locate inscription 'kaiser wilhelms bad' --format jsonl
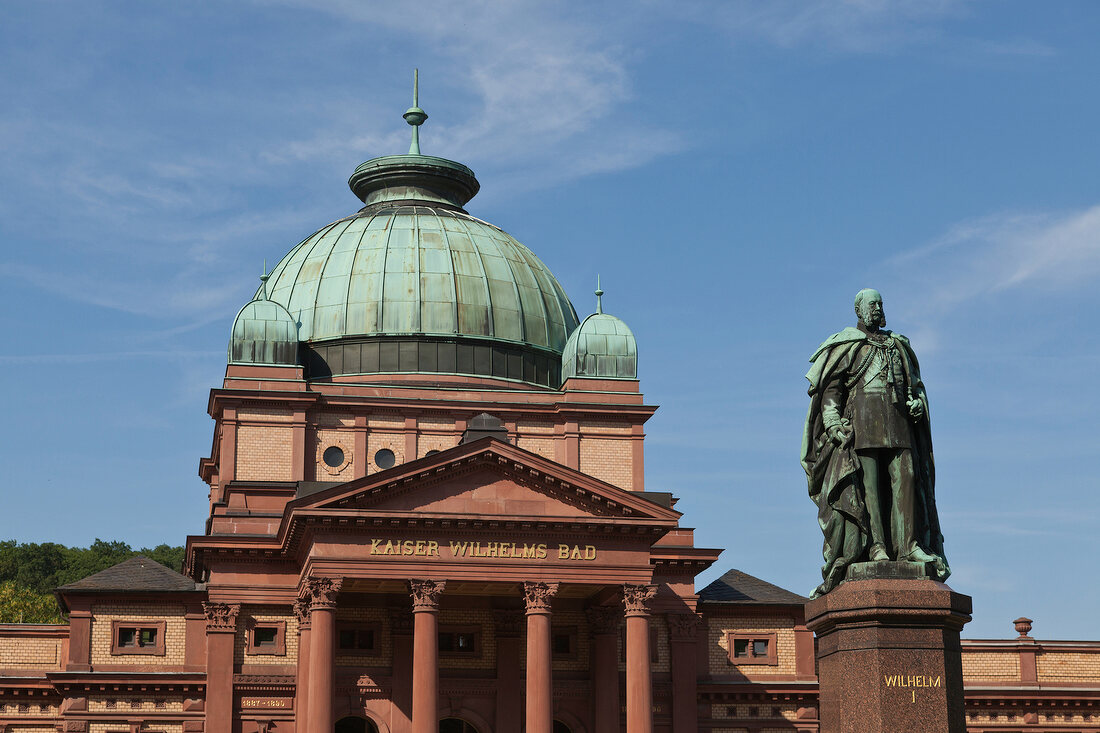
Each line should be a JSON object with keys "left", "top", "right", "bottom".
{"left": 883, "top": 674, "right": 942, "bottom": 688}
{"left": 367, "top": 538, "right": 598, "bottom": 561}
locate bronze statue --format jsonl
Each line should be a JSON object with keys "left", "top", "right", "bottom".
{"left": 802, "top": 289, "right": 949, "bottom": 597}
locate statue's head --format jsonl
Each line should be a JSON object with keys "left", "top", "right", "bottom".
{"left": 854, "top": 288, "right": 885, "bottom": 329}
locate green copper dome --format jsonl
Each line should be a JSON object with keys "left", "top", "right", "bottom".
{"left": 246, "top": 81, "right": 580, "bottom": 387}
{"left": 229, "top": 297, "right": 299, "bottom": 366}
{"left": 561, "top": 286, "right": 637, "bottom": 380}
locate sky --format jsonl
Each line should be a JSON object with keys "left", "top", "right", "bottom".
{"left": 1, "top": 0, "right": 1098, "bottom": 640}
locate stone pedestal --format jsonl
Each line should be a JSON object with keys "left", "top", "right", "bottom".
{"left": 805, "top": 572, "right": 972, "bottom": 733}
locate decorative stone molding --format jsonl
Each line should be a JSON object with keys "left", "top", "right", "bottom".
{"left": 622, "top": 584, "right": 657, "bottom": 617}
{"left": 523, "top": 581, "right": 560, "bottom": 614}
{"left": 668, "top": 612, "right": 703, "bottom": 641}
{"left": 493, "top": 608, "right": 526, "bottom": 636}
{"left": 203, "top": 602, "right": 241, "bottom": 631}
{"left": 389, "top": 607, "right": 414, "bottom": 633}
{"left": 585, "top": 605, "right": 621, "bottom": 635}
{"left": 408, "top": 579, "right": 447, "bottom": 612}
{"left": 292, "top": 597, "right": 312, "bottom": 630}
{"left": 301, "top": 576, "right": 343, "bottom": 610}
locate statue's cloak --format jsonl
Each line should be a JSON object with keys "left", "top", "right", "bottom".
{"left": 801, "top": 327, "right": 948, "bottom": 597}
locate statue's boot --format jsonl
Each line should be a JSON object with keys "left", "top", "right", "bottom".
{"left": 868, "top": 543, "right": 890, "bottom": 562}
{"left": 900, "top": 543, "right": 938, "bottom": 564}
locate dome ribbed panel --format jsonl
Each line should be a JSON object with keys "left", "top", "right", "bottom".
{"left": 259, "top": 206, "right": 579, "bottom": 353}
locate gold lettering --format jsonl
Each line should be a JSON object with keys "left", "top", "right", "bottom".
{"left": 402, "top": 540, "right": 414, "bottom": 556}
{"left": 884, "top": 675, "right": 897, "bottom": 687}
{"left": 414, "top": 540, "right": 426, "bottom": 556}
{"left": 486, "top": 542, "right": 498, "bottom": 558}
{"left": 933, "top": 676, "right": 941, "bottom": 687}
{"left": 536, "top": 544, "right": 547, "bottom": 559}
{"left": 522, "top": 544, "right": 537, "bottom": 558}
{"left": 570, "top": 545, "right": 582, "bottom": 560}
{"left": 450, "top": 541, "right": 467, "bottom": 557}
{"left": 370, "top": 538, "right": 382, "bottom": 554}
{"left": 558, "top": 544, "right": 570, "bottom": 559}
{"left": 509, "top": 542, "right": 519, "bottom": 558}
{"left": 383, "top": 540, "right": 396, "bottom": 555}
{"left": 584, "top": 545, "right": 596, "bottom": 560}
{"left": 427, "top": 541, "right": 439, "bottom": 556}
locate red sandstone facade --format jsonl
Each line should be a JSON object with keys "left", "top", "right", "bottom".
{"left": 1, "top": 363, "right": 1098, "bottom": 732}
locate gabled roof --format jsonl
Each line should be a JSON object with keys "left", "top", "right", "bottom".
{"left": 57, "top": 556, "right": 197, "bottom": 593}
{"left": 698, "top": 568, "right": 807, "bottom": 605}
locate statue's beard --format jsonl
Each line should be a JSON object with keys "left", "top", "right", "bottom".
{"left": 860, "top": 307, "right": 886, "bottom": 329}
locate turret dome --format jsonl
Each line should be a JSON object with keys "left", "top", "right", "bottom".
{"left": 238, "top": 79, "right": 580, "bottom": 388}
{"left": 228, "top": 295, "right": 299, "bottom": 366}
{"left": 561, "top": 284, "right": 637, "bottom": 380}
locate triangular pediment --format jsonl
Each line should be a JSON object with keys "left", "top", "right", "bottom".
{"left": 289, "top": 438, "right": 680, "bottom": 523}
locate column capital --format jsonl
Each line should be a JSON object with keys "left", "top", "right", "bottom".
{"left": 585, "top": 605, "right": 621, "bottom": 635}
{"left": 293, "top": 597, "right": 312, "bottom": 630}
{"left": 524, "top": 581, "right": 560, "bottom": 614}
{"left": 409, "top": 579, "right": 447, "bottom": 612}
{"left": 622, "top": 584, "right": 657, "bottom": 617}
{"left": 202, "top": 602, "right": 240, "bottom": 632}
{"left": 667, "top": 612, "right": 703, "bottom": 641}
{"left": 301, "top": 576, "right": 343, "bottom": 610}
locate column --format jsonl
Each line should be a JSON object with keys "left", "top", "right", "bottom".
{"left": 409, "top": 579, "right": 447, "bottom": 733}
{"left": 524, "top": 581, "right": 559, "bottom": 733}
{"left": 586, "top": 605, "right": 621, "bottom": 733}
{"left": 668, "top": 613, "right": 702, "bottom": 733}
{"left": 203, "top": 602, "right": 240, "bottom": 733}
{"left": 494, "top": 610, "right": 525, "bottom": 733}
{"left": 623, "top": 584, "right": 657, "bottom": 733}
{"left": 390, "top": 609, "right": 415, "bottom": 733}
{"left": 293, "top": 598, "right": 312, "bottom": 728}
{"left": 304, "top": 577, "right": 342, "bottom": 733}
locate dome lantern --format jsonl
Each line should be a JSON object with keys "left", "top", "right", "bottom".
{"left": 561, "top": 279, "right": 638, "bottom": 381}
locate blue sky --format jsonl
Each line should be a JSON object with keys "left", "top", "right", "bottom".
{"left": 2, "top": 1, "right": 1098, "bottom": 639}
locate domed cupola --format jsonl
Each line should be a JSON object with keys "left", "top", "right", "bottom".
{"left": 561, "top": 279, "right": 638, "bottom": 380}
{"left": 228, "top": 273, "right": 299, "bottom": 365}
{"left": 246, "top": 72, "right": 580, "bottom": 387}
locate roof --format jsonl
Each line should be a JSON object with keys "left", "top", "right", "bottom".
{"left": 57, "top": 556, "right": 197, "bottom": 593}
{"left": 697, "top": 568, "right": 808, "bottom": 605}
{"left": 561, "top": 311, "right": 638, "bottom": 380}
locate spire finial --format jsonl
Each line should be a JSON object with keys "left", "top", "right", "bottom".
{"left": 595, "top": 274, "right": 604, "bottom": 314}
{"left": 259, "top": 259, "right": 269, "bottom": 300}
{"left": 403, "top": 68, "right": 428, "bottom": 155}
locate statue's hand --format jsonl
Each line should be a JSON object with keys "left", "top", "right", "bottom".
{"left": 828, "top": 424, "right": 853, "bottom": 448}
{"left": 907, "top": 397, "right": 925, "bottom": 421}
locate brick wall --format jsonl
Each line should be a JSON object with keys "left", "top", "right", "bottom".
{"left": 367, "top": 432, "right": 405, "bottom": 474}
{"left": 1037, "top": 651, "right": 1100, "bottom": 681}
{"left": 0, "top": 702, "right": 59, "bottom": 717}
{"left": 961, "top": 650, "right": 1019, "bottom": 680}
{"left": 551, "top": 609, "right": 589, "bottom": 672}
{"left": 90, "top": 603, "right": 186, "bottom": 666}
{"left": 516, "top": 436, "right": 555, "bottom": 461}
{"left": 315, "top": 428, "right": 354, "bottom": 480}
{"left": 0, "top": 635, "right": 61, "bottom": 670}
{"left": 706, "top": 613, "right": 798, "bottom": 677}
{"left": 89, "top": 724, "right": 183, "bottom": 733}
{"left": 88, "top": 695, "right": 185, "bottom": 712}
{"left": 418, "top": 433, "right": 460, "bottom": 458}
{"left": 579, "top": 438, "right": 633, "bottom": 489}
{"left": 236, "top": 424, "right": 293, "bottom": 481}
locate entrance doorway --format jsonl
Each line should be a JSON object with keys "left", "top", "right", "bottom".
{"left": 439, "top": 719, "right": 479, "bottom": 733}
{"left": 335, "top": 716, "right": 379, "bottom": 733}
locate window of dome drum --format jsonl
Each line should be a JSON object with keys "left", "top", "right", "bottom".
{"left": 374, "top": 448, "right": 396, "bottom": 469}
{"left": 323, "top": 446, "right": 344, "bottom": 468}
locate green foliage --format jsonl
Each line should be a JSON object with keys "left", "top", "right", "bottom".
{"left": 0, "top": 540, "right": 186, "bottom": 622}
{"left": 0, "top": 581, "right": 64, "bottom": 623}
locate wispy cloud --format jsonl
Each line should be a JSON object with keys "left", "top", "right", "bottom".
{"left": 883, "top": 204, "right": 1100, "bottom": 316}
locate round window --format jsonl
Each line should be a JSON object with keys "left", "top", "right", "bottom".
{"left": 374, "top": 448, "right": 396, "bottom": 469}
{"left": 323, "top": 446, "right": 345, "bottom": 468}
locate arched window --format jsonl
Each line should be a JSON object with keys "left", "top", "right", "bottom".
{"left": 553, "top": 721, "right": 572, "bottom": 733}
{"left": 439, "top": 718, "right": 479, "bottom": 733}
{"left": 335, "top": 716, "right": 379, "bottom": 733}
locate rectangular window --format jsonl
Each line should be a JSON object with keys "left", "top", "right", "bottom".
{"left": 110, "top": 620, "right": 166, "bottom": 656}
{"left": 337, "top": 624, "right": 379, "bottom": 653}
{"left": 726, "top": 632, "right": 778, "bottom": 666}
{"left": 438, "top": 627, "right": 479, "bottom": 656}
{"left": 246, "top": 621, "right": 286, "bottom": 656}
{"left": 552, "top": 626, "right": 578, "bottom": 660}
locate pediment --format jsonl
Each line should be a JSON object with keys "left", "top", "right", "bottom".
{"left": 291, "top": 438, "right": 679, "bottom": 523}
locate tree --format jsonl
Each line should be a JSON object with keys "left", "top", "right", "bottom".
{"left": 0, "top": 582, "right": 63, "bottom": 623}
